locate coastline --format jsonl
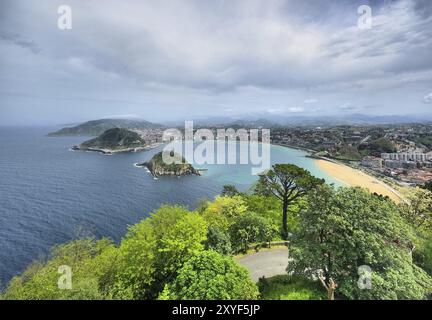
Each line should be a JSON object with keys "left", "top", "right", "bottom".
{"left": 315, "top": 158, "right": 404, "bottom": 203}
{"left": 272, "top": 142, "right": 404, "bottom": 203}
{"left": 71, "top": 142, "right": 164, "bottom": 155}
{"left": 73, "top": 138, "right": 405, "bottom": 202}
{"left": 271, "top": 142, "right": 316, "bottom": 154}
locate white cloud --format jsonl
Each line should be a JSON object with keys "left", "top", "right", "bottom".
{"left": 288, "top": 107, "right": 304, "bottom": 113}
{"left": 423, "top": 93, "right": 432, "bottom": 103}
{"left": 304, "top": 99, "right": 318, "bottom": 104}
{"left": 267, "top": 108, "right": 285, "bottom": 114}
{"left": 338, "top": 103, "right": 354, "bottom": 110}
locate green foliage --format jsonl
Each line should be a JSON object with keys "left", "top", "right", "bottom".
{"left": 2, "top": 205, "right": 208, "bottom": 300}
{"left": 335, "top": 144, "right": 362, "bottom": 160}
{"left": 229, "top": 212, "right": 277, "bottom": 253}
{"left": 221, "top": 185, "right": 241, "bottom": 197}
{"left": 145, "top": 151, "right": 197, "bottom": 175}
{"left": 399, "top": 188, "right": 432, "bottom": 231}
{"left": 5, "top": 182, "right": 432, "bottom": 301}
{"left": 205, "top": 227, "right": 232, "bottom": 255}
{"left": 201, "top": 196, "right": 248, "bottom": 231}
{"left": 244, "top": 195, "right": 281, "bottom": 227}
{"left": 414, "top": 235, "right": 432, "bottom": 275}
{"left": 2, "top": 238, "right": 116, "bottom": 300}
{"left": 288, "top": 185, "right": 432, "bottom": 300}
{"left": 255, "top": 164, "right": 324, "bottom": 239}
{"left": 411, "top": 135, "right": 432, "bottom": 149}
{"left": 153, "top": 209, "right": 207, "bottom": 281}
{"left": 81, "top": 128, "right": 146, "bottom": 149}
{"left": 159, "top": 250, "right": 259, "bottom": 300}
{"left": 422, "top": 180, "right": 432, "bottom": 192}
{"left": 258, "top": 275, "right": 324, "bottom": 300}
{"left": 115, "top": 205, "right": 208, "bottom": 298}
{"left": 399, "top": 188, "right": 432, "bottom": 277}
{"left": 112, "top": 217, "right": 156, "bottom": 299}
{"left": 360, "top": 137, "right": 396, "bottom": 156}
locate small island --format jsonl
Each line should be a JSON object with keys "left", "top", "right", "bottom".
{"left": 72, "top": 128, "right": 148, "bottom": 154}
{"left": 137, "top": 151, "right": 201, "bottom": 178}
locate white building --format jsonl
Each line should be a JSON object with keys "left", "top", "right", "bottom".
{"left": 381, "top": 152, "right": 428, "bottom": 162}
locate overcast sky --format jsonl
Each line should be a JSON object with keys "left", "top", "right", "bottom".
{"left": 1, "top": 0, "right": 432, "bottom": 125}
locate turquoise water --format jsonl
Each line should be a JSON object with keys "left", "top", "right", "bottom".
{"left": 185, "top": 141, "right": 340, "bottom": 189}
{"left": 0, "top": 128, "right": 338, "bottom": 286}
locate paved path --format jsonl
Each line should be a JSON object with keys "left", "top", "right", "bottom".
{"left": 236, "top": 247, "right": 289, "bottom": 282}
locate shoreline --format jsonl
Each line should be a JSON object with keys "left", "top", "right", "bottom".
{"left": 71, "top": 142, "right": 164, "bottom": 155}
{"left": 271, "top": 142, "right": 316, "bottom": 154}
{"left": 72, "top": 138, "right": 405, "bottom": 202}
{"left": 272, "top": 142, "right": 405, "bottom": 203}
{"left": 315, "top": 158, "right": 404, "bottom": 203}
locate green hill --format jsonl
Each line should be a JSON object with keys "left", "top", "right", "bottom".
{"left": 77, "top": 128, "right": 146, "bottom": 152}
{"left": 48, "top": 119, "right": 163, "bottom": 136}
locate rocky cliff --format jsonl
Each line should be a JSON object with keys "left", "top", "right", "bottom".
{"left": 138, "top": 151, "right": 200, "bottom": 178}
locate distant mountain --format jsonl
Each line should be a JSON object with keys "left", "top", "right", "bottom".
{"left": 272, "top": 114, "right": 432, "bottom": 126}
{"left": 73, "top": 128, "right": 147, "bottom": 153}
{"left": 335, "top": 113, "right": 432, "bottom": 125}
{"left": 48, "top": 119, "right": 164, "bottom": 136}
{"left": 191, "top": 113, "right": 432, "bottom": 128}
{"left": 192, "top": 117, "right": 278, "bottom": 128}
{"left": 226, "top": 118, "right": 278, "bottom": 128}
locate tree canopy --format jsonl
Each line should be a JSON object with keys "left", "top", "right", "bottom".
{"left": 159, "top": 250, "right": 259, "bottom": 300}
{"left": 230, "top": 212, "right": 277, "bottom": 253}
{"left": 3, "top": 166, "right": 432, "bottom": 301}
{"left": 399, "top": 187, "right": 432, "bottom": 231}
{"left": 255, "top": 164, "right": 324, "bottom": 239}
{"left": 288, "top": 185, "right": 432, "bottom": 300}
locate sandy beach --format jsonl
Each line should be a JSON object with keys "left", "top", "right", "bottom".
{"left": 316, "top": 159, "right": 403, "bottom": 203}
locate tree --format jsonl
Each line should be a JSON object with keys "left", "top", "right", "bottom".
{"left": 288, "top": 185, "right": 432, "bottom": 300}
{"left": 201, "top": 196, "right": 248, "bottom": 231}
{"left": 318, "top": 275, "right": 337, "bottom": 300}
{"left": 1, "top": 238, "right": 117, "bottom": 300}
{"left": 400, "top": 187, "right": 432, "bottom": 231}
{"left": 229, "top": 212, "right": 277, "bottom": 253}
{"left": 112, "top": 205, "right": 207, "bottom": 299}
{"left": 113, "top": 218, "right": 157, "bottom": 299}
{"left": 205, "top": 227, "right": 232, "bottom": 255}
{"left": 422, "top": 180, "right": 432, "bottom": 192}
{"left": 244, "top": 194, "right": 284, "bottom": 232}
{"left": 400, "top": 188, "right": 432, "bottom": 277}
{"left": 159, "top": 250, "right": 259, "bottom": 300}
{"left": 221, "top": 185, "right": 241, "bottom": 197}
{"left": 361, "top": 137, "right": 396, "bottom": 156}
{"left": 255, "top": 164, "right": 324, "bottom": 239}
{"left": 414, "top": 237, "right": 432, "bottom": 276}
{"left": 2, "top": 205, "right": 208, "bottom": 300}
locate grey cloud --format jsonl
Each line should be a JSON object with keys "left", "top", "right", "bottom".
{"left": 0, "top": 0, "right": 431, "bottom": 125}
{"left": 0, "top": 31, "right": 41, "bottom": 54}
{"left": 7, "top": 0, "right": 427, "bottom": 92}
{"left": 413, "top": 0, "right": 432, "bottom": 17}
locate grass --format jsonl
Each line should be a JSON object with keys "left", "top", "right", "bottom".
{"left": 258, "top": 275, "right": 326, "bottom": 300}
{"left": 233, "top": 244, "right": 287, "bottom": 258}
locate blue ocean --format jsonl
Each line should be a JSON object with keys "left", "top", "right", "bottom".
{"left": 0, "top": 127, "right": 339, "bottom": 286}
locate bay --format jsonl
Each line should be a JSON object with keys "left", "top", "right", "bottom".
{"left": 0, "top": 127, "right": 339, "bottom": 286}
